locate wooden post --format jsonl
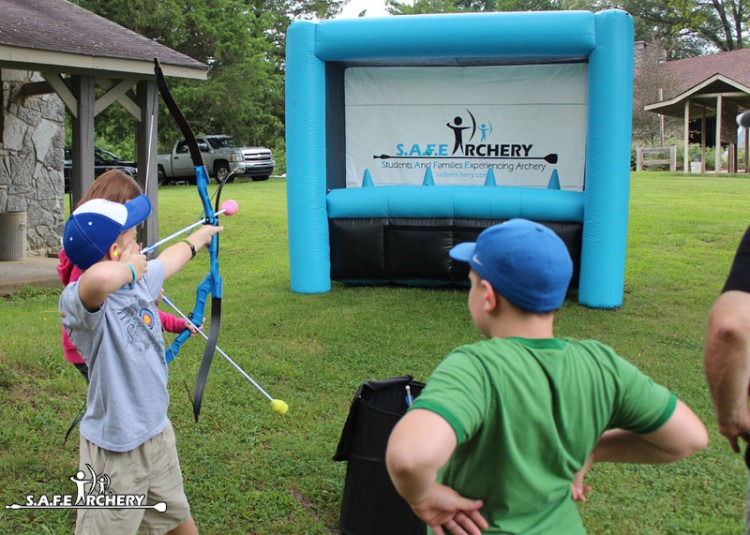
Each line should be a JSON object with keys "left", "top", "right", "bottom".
{"left": 71, "top": 75, "right": 95, "bottom": 208}
{"left": 716, "top": 94, "right": 723, "bottom": 173}
{"left": 684, "top": 101, "right": 690, "bottom": 173}
{"left": 701, "top": 109, "right": 706, "bottom": 173}
{"left": 136, "top": 80, "right": 159, "bottom": 248}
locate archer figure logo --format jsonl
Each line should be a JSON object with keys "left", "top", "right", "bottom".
{"left": 4, "top": 464, "right": 166, "bottom": 512}
{"left": 447, "top": 110, "right": 492, "bottom": 155}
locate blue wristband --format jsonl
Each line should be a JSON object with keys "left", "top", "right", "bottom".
{"left": 122, "top": 262, "right": 137, "bottom": 290}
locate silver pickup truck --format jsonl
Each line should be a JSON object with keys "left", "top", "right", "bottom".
{"left": 157, "top": 135, "right": 274, "bottom": 184}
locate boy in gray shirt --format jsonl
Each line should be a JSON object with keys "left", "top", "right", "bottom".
{"left": 59, "top": 195, "right": 222, "bottom": 534}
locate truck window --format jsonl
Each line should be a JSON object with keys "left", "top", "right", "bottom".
{"left": 209, "top": 137, "right": 234, "bottom": 150}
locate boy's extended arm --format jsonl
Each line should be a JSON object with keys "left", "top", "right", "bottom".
{"left": 593, "top": 400, "right": 708, "bottom": 464}
{"left": 77, "top": 225, "right": 222, "bottom": 311}
{"left": 386, "top": 409, "right": 487, "bottom": 535}
{"left": 704, "top": 290, "right": 750, "bottom": 452}
{"left": 158, "top": 224, "right": 223, "bottom": 280}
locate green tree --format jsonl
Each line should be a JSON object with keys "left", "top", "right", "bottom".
{"left": 388, "top": 0, "right": 558, "bottom": 13}
{"left": 72, "top": 0, "right": 344, "bottom": 166}
{"left": 388, "top": 0, "right": 458, "bottom": 14}
{"left": 607, "top": 0, "right": 748, "bottom": 55}
{"left": 390, "top": 0, "right": 748, "bottom": 58}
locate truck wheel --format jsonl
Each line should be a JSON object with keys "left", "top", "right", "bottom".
{"left": 157, "top": 166, "right": 168, "bottom": 185}
{"left": 251, "top": 175, "right": 270, "bottom": 182}
{"left": 215, "top": 163, "right": 233, "bottom": 184}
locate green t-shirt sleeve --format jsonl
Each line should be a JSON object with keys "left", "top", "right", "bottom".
{"left": 410, "top": 348, "right": 488, "bottom": 445}
{"left": 601, "top": 345, "right": 677, "bottom": 434}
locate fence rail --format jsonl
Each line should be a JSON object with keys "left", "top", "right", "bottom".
{"left": 636, "top": 146, "right": 677, "bottom": 172}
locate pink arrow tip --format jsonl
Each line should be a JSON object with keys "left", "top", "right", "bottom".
{"left": 221, "top": 199, "right": 239, "bottom": 215}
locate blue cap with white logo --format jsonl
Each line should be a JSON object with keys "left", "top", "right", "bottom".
{"left": 449, "top": 219, "right": 573, "bottom": 313}
{"left": 63, "top": 195, "right": 151, "bottom": 270}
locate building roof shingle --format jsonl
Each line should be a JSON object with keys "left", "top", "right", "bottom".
{"left": 0, "top": 0, "right": 207, "bottom": 78}
{"left": 643, "top": 46, "right": 750, "bottom": 118}
{"left": 659, "top": 46, "right": 750, "bottom": 98}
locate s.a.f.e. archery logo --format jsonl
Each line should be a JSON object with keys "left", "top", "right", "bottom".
{"left": 4, "top": 464, "right": 166, "bottom": 512}
{"left": 374, "top": 108, "right": 557, "bottom": 165}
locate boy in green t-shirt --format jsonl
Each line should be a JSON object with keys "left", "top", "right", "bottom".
{"left": 386, "top": 218, "right": 708, "bottom": 535}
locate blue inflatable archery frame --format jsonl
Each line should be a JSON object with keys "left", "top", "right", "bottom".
{"left": 285, "top": 10, "right": 634, "bottom": 309}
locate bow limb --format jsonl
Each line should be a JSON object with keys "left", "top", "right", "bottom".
{"left": 154, "top": 58, "right": 222, "bottom": 422}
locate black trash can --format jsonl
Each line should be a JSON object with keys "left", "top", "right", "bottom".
{"left": 334, "top": 375, "right": 426, "bottom": 535}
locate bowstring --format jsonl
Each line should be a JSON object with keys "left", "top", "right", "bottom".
{"left": 162, "top": 311, "right": 196, "bottom": 409}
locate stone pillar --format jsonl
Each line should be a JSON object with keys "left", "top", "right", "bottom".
{"left": 0, "top": 69, "right": 65, "bottom": 256}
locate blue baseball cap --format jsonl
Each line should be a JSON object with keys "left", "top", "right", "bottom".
{"left": 449, "top": 219, "right": 573, "bottom": 313}
{"left": 63, "top": 195, "right": 151, "bottom": 270}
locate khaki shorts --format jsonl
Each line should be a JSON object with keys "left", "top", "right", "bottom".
{"left": 76, "top": 420, "right": 191, "bottom": 535}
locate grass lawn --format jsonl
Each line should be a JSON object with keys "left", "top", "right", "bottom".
{"left": 1, "top": 171, "right": 749, "bottom": 533}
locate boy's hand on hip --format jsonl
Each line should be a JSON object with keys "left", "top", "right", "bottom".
{"left": 410, "top": 482, "right": 487, "bottom": 535}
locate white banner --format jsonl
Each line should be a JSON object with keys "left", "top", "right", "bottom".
{"left": 344, "top": 65, "right": 588, "bottom": 190}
